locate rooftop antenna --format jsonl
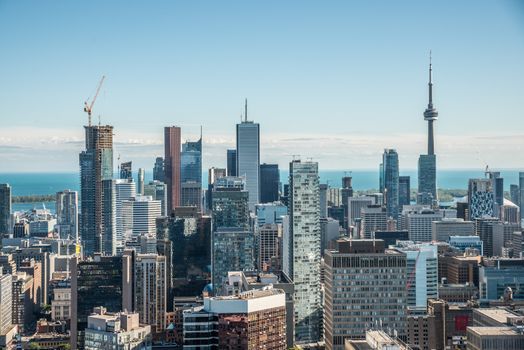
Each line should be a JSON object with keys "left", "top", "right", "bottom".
{"left": 244, "top": 98, "right": 248, "bottom": 122}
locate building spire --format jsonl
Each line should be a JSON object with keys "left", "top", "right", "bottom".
{"left": 244, "top": 98, "right": 248, "bottom": 122}
{"left": 428, "top": 50, "right": 433, "bottom": 108}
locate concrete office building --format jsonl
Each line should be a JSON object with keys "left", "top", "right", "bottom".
{"left": 475, "top": 217, "right": 501, "bottom": 257}
{"left": 79, "top": 125, "right": 113, "bottom": 257}
{"left": 324, "top": 239, "right": 407, "bottom": 349}
{"left": 224, "top": 271, "right": 295, "bottom": 348}
{"left": 164, "top": 126, "right": 181, "bottom": 213}
{"left": 285, "top": 159, "right": 322, "bottom": 343}
{"left": 258, "top": 223, "right": 281, "bottom": 272}
{"left": 491, "top": 221, "right": 521, "bottom": 257}
{"left": 348, "top": 196, "right": 374, "bottom": 229}
{"left": 12, "top": 272, "right": 34, "bottom": 333}
{"left": 0, "top": 273, "right": 12, "bottom": 336}
{"left": 360, "top": 205, "right": 387, "bottom": 239}
{"left": 432, "top": 218, "right": 474, "bottom": 242}
{"left": 406, "top": 207, "right": 443, "bottom": 242}
{"left": 56, "top": 190, "right": 78, "bottom": 240}
{"left": 137, "top": 168, "right": 145, "bottom": 195}
{"left": 236, "top": 102, "right": 260, "bottom": 211}
{"left": 320, "top": 217, "right": 340, "bottom": 255}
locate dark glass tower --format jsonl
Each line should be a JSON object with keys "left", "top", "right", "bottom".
{"left": 181, "top": 135, "right": 202, "bottom": 208}
{"left": 418, "top": 54, "right": 438, "bottom": 206}
{"left": 382, "top": 149, "right": 399, "bottom": 221}
{"left": 260, "top": 163, "right": 280, "bottom": 203}
{"left": 0, "top": 184, "right": 11, "bottom": 235}
{"left": 153, "top": 157, "right": 164, "bottom": 182}
{"left": 399, "top": 176, "right": 411, "bottom": 209}
{"left": 79, "top": 125, "right": 114, "bottom": 257}
{"left": 227, "top": 149, "right": 237, "bottom": 176}
{"left": 119, "top": 161, "right": 132, "bottom": 180}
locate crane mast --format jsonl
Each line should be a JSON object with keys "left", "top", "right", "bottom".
{"left": 83, "top": 75, "right": 105, "bottom": 126}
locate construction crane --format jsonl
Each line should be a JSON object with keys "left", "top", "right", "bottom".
{"left": 83, "top": 75, "right": 105, "bottom": 126}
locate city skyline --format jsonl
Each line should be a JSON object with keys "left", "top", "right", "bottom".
{"left": 1, "top": 1, "right": 523, "bottom": 171}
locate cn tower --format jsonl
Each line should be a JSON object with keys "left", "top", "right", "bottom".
{"left": 424, "top": 52, "right": 438, "bottom": 155}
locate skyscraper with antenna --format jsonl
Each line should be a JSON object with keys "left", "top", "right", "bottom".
{"left": 236, "top": 99, "right": 260, "bottom": 211}
{"left": 418, "top": 53, "right": 438, "bottom": 206}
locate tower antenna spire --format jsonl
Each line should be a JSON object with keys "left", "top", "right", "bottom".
{"left": 428, "top": 50, "right": 433, "bottom": 107}
{"left": 244, "top": 98, "right": 248, "bottom": 122}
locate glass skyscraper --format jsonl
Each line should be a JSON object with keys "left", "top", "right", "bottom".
{"left": 226, "top": 149, "right": 237, "bottom": 176}
{"left": 181, "top": 136, "right": 202, "bottom": 208}
{"left": 382, "top": 149, "right": 399, "bottom": 221}
{"left": 286, "top": 159, "right": 321, "bottom": 343}
{"left": 260, "top": 163, "right": 280, "bottom": 203}
{"left": 236, "top": 107, "right": 260, "bottom": 211}
{"left": 79, "top": 125, "right": 114, "bottom": 257}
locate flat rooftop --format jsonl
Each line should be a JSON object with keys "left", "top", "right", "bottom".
{"left": 468, "top": 326, "right": 523, "bottom": 336}
{"left": 475, "top": 308, "right": 517, "bottom": 324}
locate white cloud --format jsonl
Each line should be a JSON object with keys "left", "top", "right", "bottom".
{"left": 0, "top": 127, "right": 522, "bottom": 172}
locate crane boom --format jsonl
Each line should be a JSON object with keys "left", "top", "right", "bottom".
{"left": 83, "top": 75, "right": 106, "bottom": 126}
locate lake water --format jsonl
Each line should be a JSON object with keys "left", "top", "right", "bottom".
{"left": 1, "top": 169, "right": 521, "bottom": 212}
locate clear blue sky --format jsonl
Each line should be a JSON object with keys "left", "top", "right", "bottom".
{"left": 0, "top": 0, "right": 523, "bottom": 172}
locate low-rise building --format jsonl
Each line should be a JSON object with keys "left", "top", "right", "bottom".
{"left": 84, "top": 307, "right": 152, "bottom": 350}
{"left": 183, "top": 286, "right": 286, "bottom": 349}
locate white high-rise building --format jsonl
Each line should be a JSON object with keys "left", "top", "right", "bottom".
{"left": 406, "top": 208, "right": 443, "bottom": 242}
{"left": 392, "top": 241, "right": 438, "bottom": 312}
{"left": 56, "top": 190, "right": 78, "bottom": 240}
{"left": 236, "top": 102, "right": 260, "bottom": 212}
{"left": 286, "top": 159, "right": 321, "bottom": 343}
{"left": 127, "top": 196, "right": 162, "bottom": 237}
{"left": 115, "top": 179, "right": 136, "bottom": 247}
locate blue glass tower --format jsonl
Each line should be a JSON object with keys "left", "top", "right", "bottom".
{"left": 382, "top": 149, "right": 399, "bottom": 220}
